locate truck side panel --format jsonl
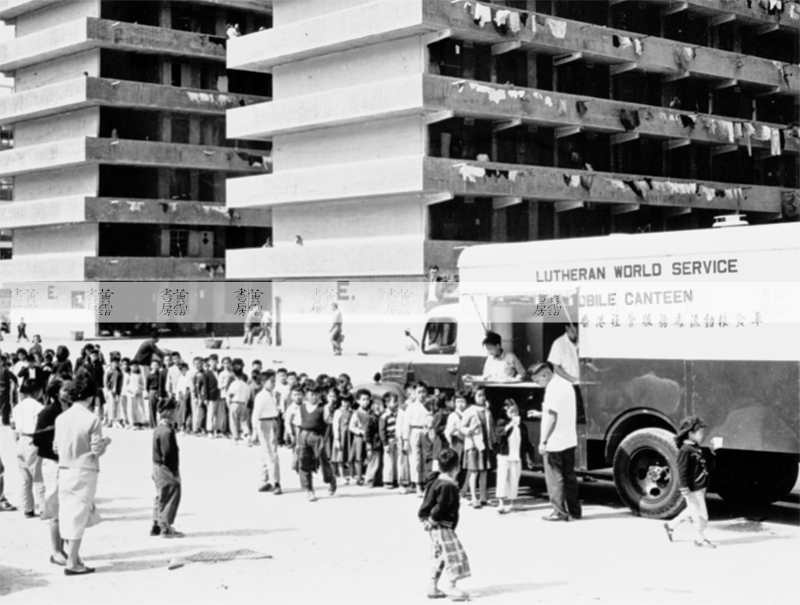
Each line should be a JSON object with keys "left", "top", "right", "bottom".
{"left": 690, "top": 360, "right": 800, "bottom": 455}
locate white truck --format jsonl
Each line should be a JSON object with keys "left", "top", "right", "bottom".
{"left": 382, "top": 223, "right": 800, "bottom": 518}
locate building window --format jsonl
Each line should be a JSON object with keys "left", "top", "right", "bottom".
{"left": 169, "top": 230, "right": 189, "bottom": 258}
{"left": 0, "top": 130, "right": 13, "bottom": 152}
{"left": 0, "top": 177, "right": 13, "bottom": 201}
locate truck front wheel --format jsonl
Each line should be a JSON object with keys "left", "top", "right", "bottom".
{"left": 613, "top": 428, "right": 684, "bottom": 519}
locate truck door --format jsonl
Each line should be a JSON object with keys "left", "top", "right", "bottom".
{"left": 411, "top": 317, "right": 460, "bottom": 392}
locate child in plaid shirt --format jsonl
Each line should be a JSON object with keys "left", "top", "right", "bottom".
{"left": 418, "top": 448, "right": 470, "bottom": 601}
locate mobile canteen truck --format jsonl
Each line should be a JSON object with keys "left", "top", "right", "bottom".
{"left": 381, "top": 223, "right": 800, "bottom": 518}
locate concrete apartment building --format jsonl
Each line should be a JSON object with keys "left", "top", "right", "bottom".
{"left": 223, "top": 0, "right": 799, "bottom": 352}
{"left": 0, "top": 0, "right": 273, "bottom": 336}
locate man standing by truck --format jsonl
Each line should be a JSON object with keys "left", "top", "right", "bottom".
{"left": 529, "top": 362, "right": 582, "bottom": 521}
{"left": 548, "top": 324, "right": 580, "bottom": 384}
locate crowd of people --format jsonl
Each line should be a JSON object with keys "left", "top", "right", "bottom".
{"left": 0, "top": 326, "right": 716, "bottom": 593}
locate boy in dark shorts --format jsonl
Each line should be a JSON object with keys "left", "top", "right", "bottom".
{"left": 419, "top": 449, "right": 470, "bottom": 601}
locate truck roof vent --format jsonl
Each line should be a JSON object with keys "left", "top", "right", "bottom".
{"left": 712, "top": 214, "right": 748, "bottom": 228}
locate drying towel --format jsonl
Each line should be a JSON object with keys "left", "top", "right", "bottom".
{"left": 546, "top": 18, "right": 567, "bottom": 39}
{"left": 473, "top": 3, "right": 492, "bottom": 27}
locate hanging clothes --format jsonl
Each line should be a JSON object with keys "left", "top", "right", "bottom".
{"left": 508, "top": 11, "right": 521, "bottom": 33}
{"left": 546, "top": 18, "right": 567, "bottom": 39}
{"left": 619, "top": 109, "right": 641, "bottom": 131}
{"left": 770, "top": 127, "right": 782, "bottom": 156}
{"left": 473, "top": 3, "right": 492, "bottom": 27}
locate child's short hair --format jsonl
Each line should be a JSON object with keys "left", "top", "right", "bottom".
{"left": 437, "top": 449, "right": 459, "bottom": 474}
{"left": 121, "top": 357, "right": 131, "bottom": 364}
{"left": 355, "top": 388, "right": 372, "bottom": 402}
{"left": 286, "top": 371, "right": 297, "bottom": 379}
{"left": 20, "top": 378, "right": 41, "bottom": 396}
{"left": 382, "top": 391, "right": 398, "bottom": 404}
{"left": 252, "top": 359, "right": 262, "bottom": 367}
{"left": 504, "top": 399, "right": 519, "bottom": 415}
{"left": 158, "top": 398, "right": 177, "bottom": 415}
{"left": 221, "top": 356, "right": 232, "bottom": 364}
{"left": 193, "top": 356, "right": 203, "bottom": 363}
{"left": 208, "top": 353, "right": 219, "bottom": 361}
{"left": 179, "top": 362, "right": 189, "bottom": 371}
{"left": 290, "top": 384, "right": 304, "bottom": 395}
{"left": 261, "top": 369, "right": 276, "bottom": 381}
{"left": 276, "top": 367, "right": 287, "bottom": 374}
{"left": 453, "top": 389, "right": 470, "bottom": 404}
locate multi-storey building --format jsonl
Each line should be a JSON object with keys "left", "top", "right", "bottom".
{"left": 225, "top": 0, "right": 799, "bottom": 353}
{"left": 0, "top": 0, "right": 273, "bottom": 336}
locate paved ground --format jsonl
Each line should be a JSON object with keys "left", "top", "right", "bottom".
{"left": 1, "top": 420, "right": 798, "bottom": 605}
{"left": 1, "top": 337, "right": 799, "bottom": 604}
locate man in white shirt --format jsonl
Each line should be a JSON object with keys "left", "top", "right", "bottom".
{"left": 252, "top": 370, "right": 281, "bottom": 495}
{"left": 529, "top": 361, "right": 582, "bottom": 521}
{"left": 548, "top": 324, "right": 580, "bottom": 383}
{"left": 12, "top": 378, "right": 45, "bottom": 517}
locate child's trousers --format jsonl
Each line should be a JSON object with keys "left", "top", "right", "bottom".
{"left": 495, "top": 457, "right": 521, "bottom": 500}
{"left": 16, "top": 437, "right": 44, "bottom": 514}
{"left": 667, "top": 488, "right": 708, "bottom": 540}
{"left": 152, "top": 464, "right": 181, "bottom": 529}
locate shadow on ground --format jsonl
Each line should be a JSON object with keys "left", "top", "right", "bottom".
{"left": 0, "top": 565, "right": 49, "bottom": 597}
{"left": 468, "top": 581, "right": 567, "bottom": 598}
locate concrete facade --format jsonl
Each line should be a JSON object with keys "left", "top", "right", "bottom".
{"left": 0, "top": 0, "right": 273, "bottom": 337}
{"left": 224, "top": 0, "right": 799, "bottom": 353}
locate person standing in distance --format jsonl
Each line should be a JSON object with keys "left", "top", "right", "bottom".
{"left": 528, "top": 362, "right": 581, "bottom": 521}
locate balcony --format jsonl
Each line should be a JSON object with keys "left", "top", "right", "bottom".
{"left": 423, "top": 157, "right": 785, "bottom": 214}
{"left": 0, "top": 254, "right": 226, "bottom": 281}
{"left": 0, "top": 77, "right": 269, "bottom": 126}
{"left": 0, "top": 18, "right": 227, "bottom": 72}
{"left": 422, "top": 0, "right": 800, "bottom": 96}
{"left": 227, "top": 154, "right": 787, "bottom": 214}
{"left": 0, "top": 196, "right": 272, "bottom": 230}
{"left": 611, "top": 0, "right": 800, "bottom": 33}
{"left": 227, "top": 0, "right": 439, "bottom": 72}
{"left": 0, "top": 0, "right": 61, "bottom": 20}
{"left": 227, "top": 74, "right": 426, "bottom": 139}
{"left": 227, "top": 73, "right": 798, "bottom": 156}
{"left": 227, "top": 0, "right": 799, "bottom": 95}
{"left": 0, "top": 137, "right": 270, "bottom": 178}
{"left": 226, "top": 235, "right": 426, "bottom": 279}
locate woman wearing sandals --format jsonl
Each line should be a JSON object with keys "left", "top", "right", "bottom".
{"left": 54, "top": 371, "right": 111, "bottom": 575}
{"left": 664, "top": 416, "right": 718, "bottom": 548}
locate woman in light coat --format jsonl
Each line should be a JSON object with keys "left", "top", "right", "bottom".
{"left": 54, "top": 371, "right": 111, "bottom": 575}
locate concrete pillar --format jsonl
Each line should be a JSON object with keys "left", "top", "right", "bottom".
{"left": 492, "top": 207, "right": 507, "bottom": 242}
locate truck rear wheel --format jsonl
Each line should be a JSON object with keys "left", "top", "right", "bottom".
{"left": 713, "top": 452, "right": 799, "bottom": 506}
{"left": 613, "top": 428, "right": 684, "bottom": 519}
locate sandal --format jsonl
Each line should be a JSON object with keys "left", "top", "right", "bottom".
{"left": 0, "top": 500, "right": 17, "bottom": 512}
{"left": 663, "top": 523, "right": 674, "bottom": 543}
{"left": 695, "top": 539, "right": 717, "bottom": 549}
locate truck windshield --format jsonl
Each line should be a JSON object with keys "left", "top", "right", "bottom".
{"left": 422, "top": 320, "right": 457, "bottom": 355}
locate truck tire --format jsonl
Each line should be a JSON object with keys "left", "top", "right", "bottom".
{"left": 613, "top": 428, "right": 684, "bottom": 519}
{"left": 713, "top": 452, "right": 799, "bottom": 506}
